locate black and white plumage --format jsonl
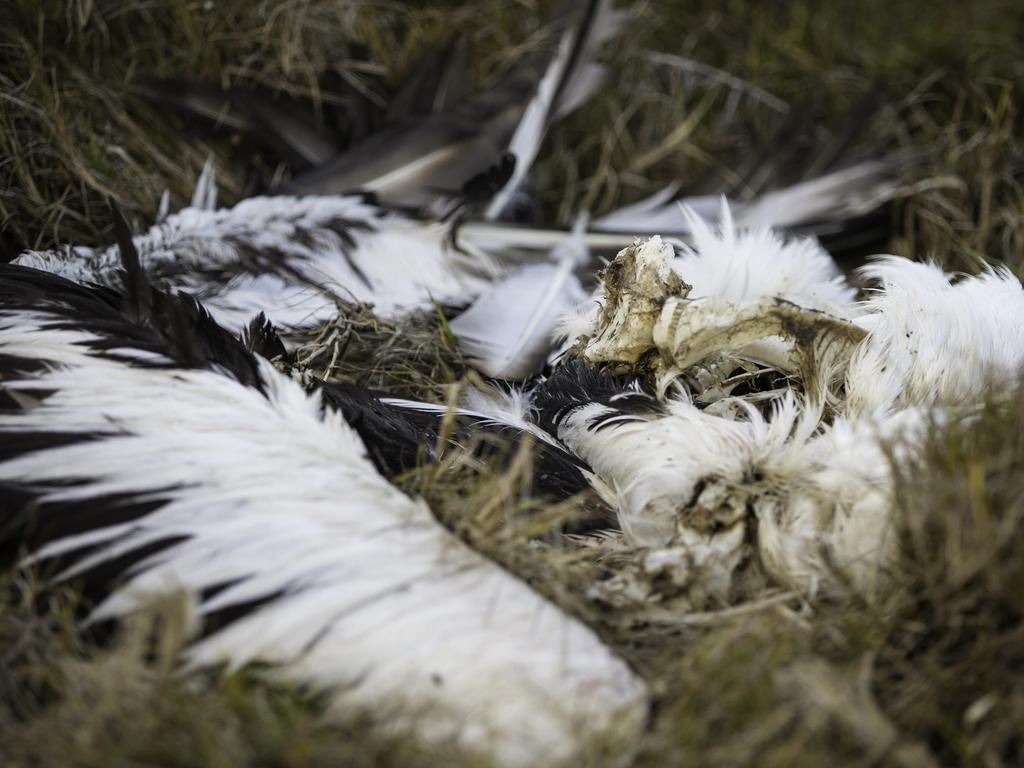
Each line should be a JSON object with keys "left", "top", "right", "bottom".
{"left": 0, "top": 254, "right": 647, "bottom": 766}
{"left": 12, "top": 190, "right": 608, "bottom": 383}
{"left": 13, "top": 8, "right": 1024, "bottom": 762}
{"left": 14, "top": 194, "right": 505, "bottom": 332}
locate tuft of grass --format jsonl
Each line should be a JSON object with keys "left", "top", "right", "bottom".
{"left": 287, "top": 301, "right": 467, "bottom": 398}
{"left": 0, "top": 0, "right": 547, "bottom": 255}
{"left": 398, "top": 427, "right": 612, "bottom": 612}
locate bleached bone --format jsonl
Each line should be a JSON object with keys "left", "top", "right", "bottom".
{"left": 654, "top": 295, "right": 866, "bottom": 400}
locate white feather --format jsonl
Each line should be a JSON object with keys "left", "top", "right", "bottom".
{"left": 594, "top": 160, "right": 898, "bottom": 235}
{"left": 674, "top": 200, "right": 857, "bottom": 315}
{"left": 846, "top": 257, "right": 1024, "bottom": 413}
{"left": 451, "top": 218, "right": 589, "bottom": 379}
{"left": 486, "top": 0, "right": 628, "bottom": 220}
{"left": 380, "top": 386, "right": 562, "bottom": 449}
{"left": 156, "top": 189, "right": 171, "bottom": 223}
{"left": 595, "top": 185, "right": 720, "bottom": 232}
{"left": 735, "top": 160, "right": 899, "bottom": 230}
{"left": 190, "top": 156, "right": 218, "bottom": 212}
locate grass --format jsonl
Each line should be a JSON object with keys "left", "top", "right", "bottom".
{"left": 0, "top": 584, "right": 486, "bottom": 768}
{"left": 287, "top": 300, "right": 467, "bottom": 397}
{"left": 3, "top": 0, "right": 1024, "bottom": 766}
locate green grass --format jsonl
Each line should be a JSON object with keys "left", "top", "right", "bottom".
{"left": 3, "top": 0, "right": 1024, "bottom": 766}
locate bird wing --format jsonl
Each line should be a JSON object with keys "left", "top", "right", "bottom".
{"left": 0, "top": 262, "right": 646, "bottom": 767}
{"left": 14, "top": 195, "right": 501, "bottom": 331}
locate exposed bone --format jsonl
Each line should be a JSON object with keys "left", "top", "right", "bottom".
{"left": 582, "top": 236, "right": 690, "bottom": 365}
{"left": 654, "top": 295, "right": 867, "bottom": 401}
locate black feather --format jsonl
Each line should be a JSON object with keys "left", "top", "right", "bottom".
{"left": 0, "top": 484, "right": 172, "bottom": 570}
{"left": 241, "top": 313, "right": 288, "bottom": 362}
{"left": 461, "top": 153, "right": 517, "bottom": 203}
{"left": 111, "top": 198, "right": 154, "bottom": 326}
{"left": 62, "top": 535, "right": 191, "bottom": 609}
{"left": 318, "top": 381, "right": 597, "bottom": 506}
{"left": 533, "top": 361, "right": 665, "bottom": 435}
{"left": 198, "top": 588, "right": 288, "bottom": 640}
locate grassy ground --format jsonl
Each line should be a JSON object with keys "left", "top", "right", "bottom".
{"left": 3, "top": 1, "right": 1024, "bottom": 766}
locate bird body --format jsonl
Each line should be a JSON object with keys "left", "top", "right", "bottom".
{"left": 6, "top": 6, "right": 1021, "bottom": 764}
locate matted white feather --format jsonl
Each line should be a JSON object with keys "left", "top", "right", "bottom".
{"left": 0, "top": 316, "right": 646, "bottom": 767}
{"left": 846, "top": 257, "right": 1024, "bottom": 413}
{"left": 547, "top": 381, "right": 933, "bottom": 600}
{"left": 745, "top": 403, "right": 934, "bottom": 597}
{"left": 551, "top": 394, "right": 806, "bottom": 548}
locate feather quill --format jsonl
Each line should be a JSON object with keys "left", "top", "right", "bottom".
{"left": 485, "top": 0, "right": 629, "bottom": 219}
